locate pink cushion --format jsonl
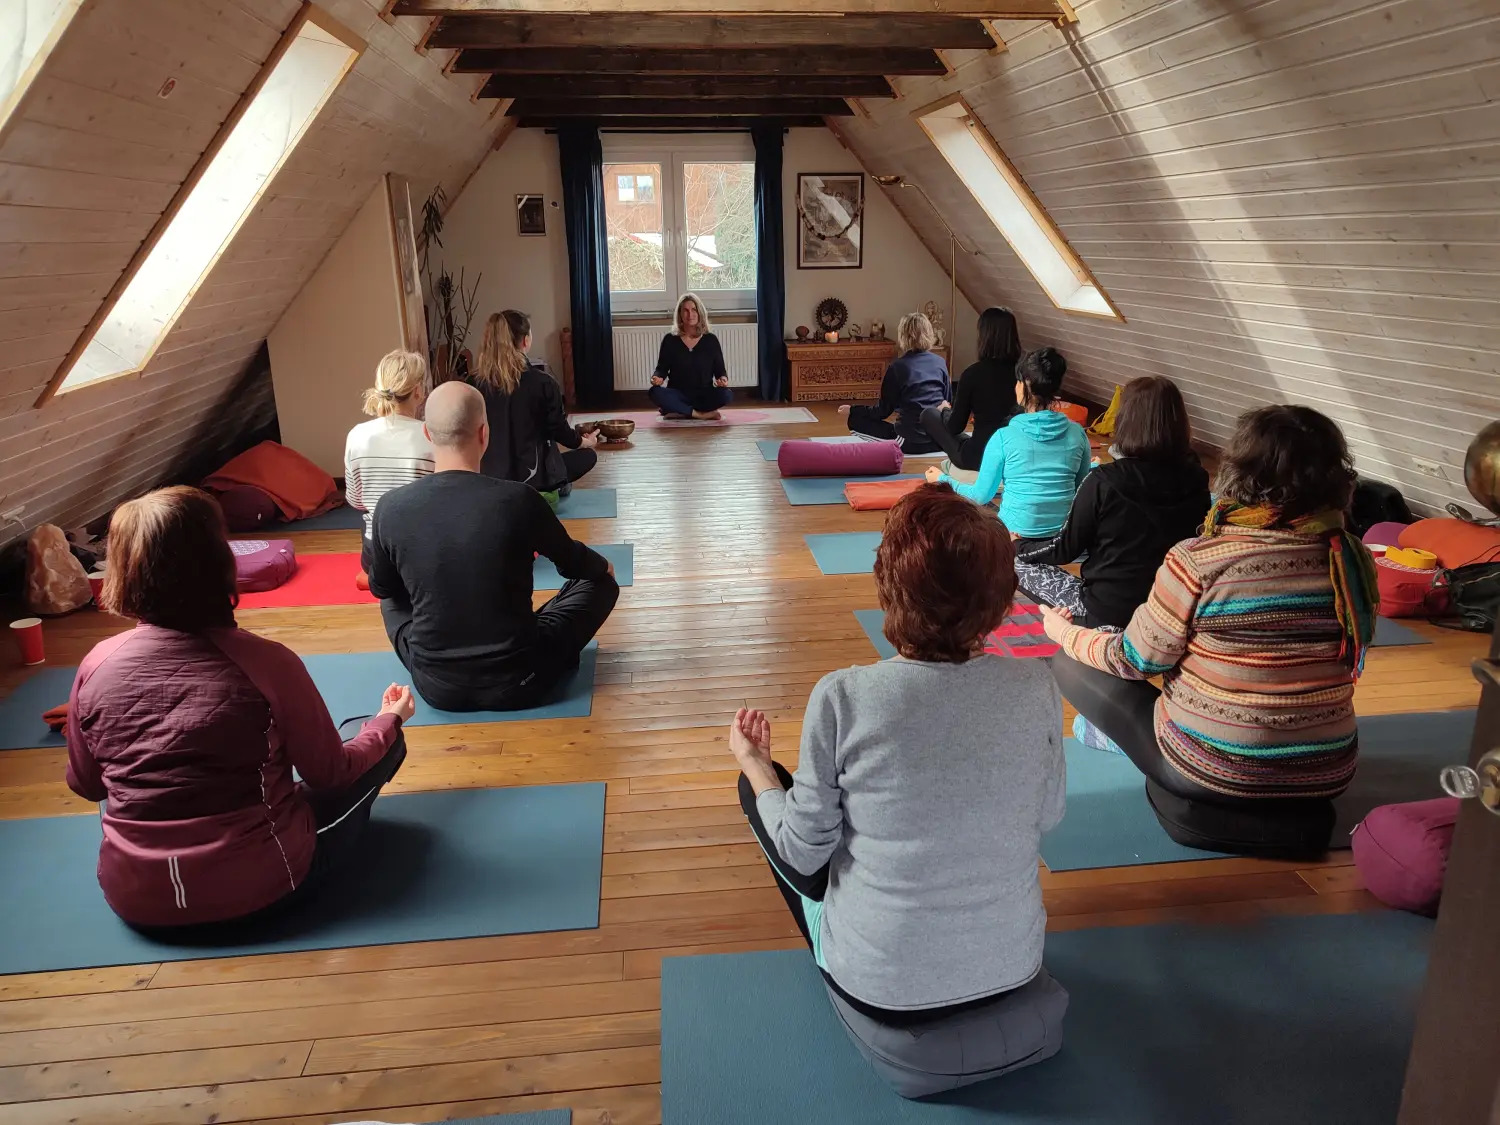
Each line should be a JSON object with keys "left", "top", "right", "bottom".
{"left": 778, "top": 440, "right": 904, "bottom": 478}
{"left": 230, "top": 539, "right": 297, "bottom": 593}
{"left": 1351, "top": 797, "right": 1460, "bottom": 916}
{"left": 1362, "top": 521, "right": 1410, "bottom": 549}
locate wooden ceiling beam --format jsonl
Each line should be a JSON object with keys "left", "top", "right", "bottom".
{"left": 507, "top": 96, "right": 856, "bottom": 116}
{"left": 518, "top": 115, "right": 829, "bottom": 129}
{"left": 396, "top": 0, "right": 1061, "bottom": 14}
{"left": 451, "top": 46, "right": 948, "bottom": 76}
{"left": 478, "top": 74, "right": 893, "bottom": 98}
{"left": 426, "top": 14, "right": 997, "bottom": 50}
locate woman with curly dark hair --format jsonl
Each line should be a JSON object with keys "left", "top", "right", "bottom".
{"left": 727, "top": 483, "right": 1068, "bottom": 1099}
{"left": 1044, "top": 404, "right": 1379, "bottom": 857}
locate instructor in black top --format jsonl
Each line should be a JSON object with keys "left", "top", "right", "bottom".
{"left": 920, "top": 306, "right": 1021, "bottom": 471}
{"left": 648, "top": 292, "right": 732, "bottom": 420}
{"left": 368, "top": 382, "right": 619, "bottom": 712}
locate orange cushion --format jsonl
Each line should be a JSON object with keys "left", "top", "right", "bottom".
{"left": 1056, "top": 401, "right": 1088, "bottom": 426}
{"left": 1398, "top": 518, "right": 1500, "bottom": 570}
{"left": 845, "top": 479, "right": 924, "bottom": 511}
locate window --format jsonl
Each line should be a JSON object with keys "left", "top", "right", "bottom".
{"left": 603, "top": 136, "right": 756, "bottom": 314}
{"left": 0, "top": 0, "right": 86, "bottom": 136}
{"left": 915, "top": 96, "right": 1120, "bottom": 320}
{"left": 47, "top": 7, "right": 362, "bottom": 398}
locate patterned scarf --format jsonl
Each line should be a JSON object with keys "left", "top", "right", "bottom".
{"left": 1204, "top": 498, "right": 1379, "bottom": 674}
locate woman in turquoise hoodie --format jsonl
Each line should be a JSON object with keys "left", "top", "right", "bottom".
{"left": 927, "top": 347, "right": 1091, "bottom": 547}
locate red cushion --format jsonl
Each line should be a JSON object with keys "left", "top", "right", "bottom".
{"left": 230, "top": 539, "right": 297, "bottom": 593}
{"left": 778, "top": 440, "right": 904, "bottom": 477}
{"left": 1375, "top": 556, "right": 1449, "bottom": 618}
{"left": 1399, "top": 517, "right": 1500, "bottom": 569}
{"left": 1055, "top": 401, "right": 1088, "bottom": 426}
{"left": 845, "top": 479, "right": 923, "bottom": 511}
{"left": 1351, "top": 798, "right": 1460, "bottom": 916}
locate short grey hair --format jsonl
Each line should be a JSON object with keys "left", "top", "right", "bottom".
{"left": 423, "top": 381, "right": 486, "bottom": 449}
{"left": 897, "top": 312, "right": 937, "bottom": 354}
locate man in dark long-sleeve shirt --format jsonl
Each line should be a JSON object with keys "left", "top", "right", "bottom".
{"left": 369, "top": 382, "right": 618, "bottom": 711}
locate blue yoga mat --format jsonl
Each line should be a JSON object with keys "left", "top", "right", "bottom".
{"left": 1373, "top": 616, "right": 1428, "bottom": 646}
{"left": 661, "top": 911, "right": 1431, "bottom": 1125}
{"left": 553, "top": 489, "right": 617, "bottom": 520}
{"left": 0, "top": 644, "right": 598, "bottom": 751}
{"left": 756, "top": 436, "right": 868, "bottom": 461}
{"left": 1040, "top": 708, "right": 1477, "bottom": 871}
{"left": 0, "top": 783, "right": 604, "bottom": 974}
{"left": 537, "top": 542, "right": 634, "bottom": 588}
{"left": 279, "top": 505, "right": 365, "bottom": 532}
{"left": 805, "top": 532, "right": 882, "bottom": 575}
{"left": 449, "top": 1115, "right": 570, "bottom": 1124}
{"left": 782, "top": 475, "right": 921, "bottom": 506}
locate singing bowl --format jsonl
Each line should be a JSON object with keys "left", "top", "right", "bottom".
{"left": 1464, "top": 420, "right": 1500, "bottom": 516}
{"left": 596, "top": 419, "right": 636, "bottom": 442}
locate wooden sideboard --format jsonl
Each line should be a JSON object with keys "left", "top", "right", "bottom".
{"left": 787, "top": 340, "right": 948, "bottom": 403}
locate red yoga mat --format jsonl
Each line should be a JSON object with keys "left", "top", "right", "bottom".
{"left": 983, "top": 602, "right": 1061, "bottom": 660}
{"left": 237, "top": 552, "right": 374, "bottom": 610}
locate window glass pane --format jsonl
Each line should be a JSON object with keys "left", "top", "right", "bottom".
{"left": 636, "top": 174, "right": 654, "bottom": 202}
{"left": 604, "top": 161, "right": 665, "bottom": 295}
{"left": 0, "top": 0, "right": 83, "bottom": 133}
{"left": 682, "top": 162, "right": 755, "bottom": 293}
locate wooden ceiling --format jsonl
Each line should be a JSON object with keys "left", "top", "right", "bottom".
{"left": 388, "top": 1, "right": 1077, "bottom": 128}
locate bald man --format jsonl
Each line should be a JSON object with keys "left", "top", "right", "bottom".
{"left": 367, "top": 381, "right": 618, "bottom": 712}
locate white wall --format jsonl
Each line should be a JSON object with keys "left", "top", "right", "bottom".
{"left": 268, "top": 182, "right": 404, "bottom": 477}
{"left": 784, "top": 128, "right": 978, "bottom": 374}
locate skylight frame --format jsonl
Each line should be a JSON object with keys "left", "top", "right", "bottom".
{"left": 0, "top": 0, "right": 87, "bottom": 146}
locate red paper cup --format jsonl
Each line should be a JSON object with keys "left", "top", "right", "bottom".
{"left": 88, "top": 570, "right": 106, "bottom": 604}
{"left": 10, "top": 618, "right": 44, "bottom": 666}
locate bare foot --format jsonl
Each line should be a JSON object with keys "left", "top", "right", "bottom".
{"left": 692, "top": 409, "right": 722, "bottom": 421}
{"left": 662, "top": 412, "right": 691, "bottom": 420}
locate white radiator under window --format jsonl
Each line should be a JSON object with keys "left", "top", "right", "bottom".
{"left": 612, "top": 322, "right": 758, "bottom": 391}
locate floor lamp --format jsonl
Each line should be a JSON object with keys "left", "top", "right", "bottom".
{"left": 873, "top": 174, "right": 980, "bottom": 353}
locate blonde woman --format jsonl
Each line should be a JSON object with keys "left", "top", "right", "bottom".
{"left": 344, "top": 349, "right": 435, "bottom": 561}
{"left": 469, "top": 310, "right": 597, "bottom": 495}
{"left": 838, "top": 312, "right": 949, "bottom": 453}
{"left": 649, "top": 293, "right": 731, "bottom": 420}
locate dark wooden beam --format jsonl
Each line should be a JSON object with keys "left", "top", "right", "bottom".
{"left": 453, "top": 46, "right": 947, "bottom": 76}
{"left": 519, "top": 115, "right": 829, "bottom": 129}
{"left": 427, "top": 15, "right": 997, "bottom": 50}
{"left": 478, "top": 74, "right": 892, "bottom": 98}
{"left": 507, "top": 96, "right": 855, "bottom": 116}
{"left": 396, "top": 0, "right": 1060, "bottom": 14}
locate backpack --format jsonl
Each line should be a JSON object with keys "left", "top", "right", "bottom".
{"left": 1350, "top": 477, "right": 1413, "bottom": 537}
{"left": 1437, "top": 559, "right": 1500, "bottom": 632}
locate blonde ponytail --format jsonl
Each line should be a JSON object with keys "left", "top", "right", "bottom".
{"left": 362, "top": 350, "right": 428, "bottom": 416}
{"left": 473, "top": 310, "right": 530, "bottom": 395}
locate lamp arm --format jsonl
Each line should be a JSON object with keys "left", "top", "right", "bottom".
{"left": 902, "top": 182, "right": 981, "bottom": 256}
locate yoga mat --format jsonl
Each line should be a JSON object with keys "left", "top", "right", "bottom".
{"left": 535, "top": 543, "right": 634, "bottom": 589}
{"left": 256, "top": 492, "right": 615, "bottom": 535}
{"left": 279, "top": 505, "right": 365, "bottom": 532}
{"left": 0, "top": 783, "right": 605, "bottom": 974}
{"left": 1373, "top": 617, "right": 1428, "bottom": 647}
{"left": 553, "top": 488, "right": 618, "bottom": 520}
{"left": 661, "top": 911, "right": 1431, "bottom": 1125}
{"left": 781, "top": 475, "right": 921, "bottom": 506}
{"left": 855, "top": 607, "right": 1059, "bottom": 661}
{"left": 422, "top": 1115, "right": 570, "bottom": 1125}
{"left": 571, "top": 407, "right": 817, "bottom": 429}
{"left": 0, "top": 644, "right": 598, "bottom": 750}
{"left": 805, "top": 531, "right": 882, "bottom": 575}
{"left": 757, "top": 436, "right": 949, "bottom": 462}
{"left": 1039, "top": 708, "right": 1477, "bottom": 872}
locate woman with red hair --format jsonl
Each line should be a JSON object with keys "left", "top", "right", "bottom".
{"left": 729, "top": 483, "right": 1068, "bottom": 1099}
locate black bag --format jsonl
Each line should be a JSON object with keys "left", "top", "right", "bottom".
{"left": 1350, "top": 477, "right": 1413, "bottom": 537}
{"left": 1439, "top": 560, "right": 1500, "bottom": 632}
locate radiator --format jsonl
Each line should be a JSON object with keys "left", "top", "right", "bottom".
{"left": 612, "top": 322, "right": 759, "bottom": 390}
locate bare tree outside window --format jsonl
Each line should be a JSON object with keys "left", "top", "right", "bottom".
{"left": 683, "top": 162, "right": 756, "bottom": 292}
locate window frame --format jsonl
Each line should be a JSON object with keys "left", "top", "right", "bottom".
{"left": 0, "top": 0, "right": 87, "bottom": 147}
{"left": 601, "top": 133, "right": 757, "bottom": 317}
{"left": 913, "top": 94, "right": 1122, "bottom": 322}
{"left": 35, "top": 2, "right": 365, "bottom": 406}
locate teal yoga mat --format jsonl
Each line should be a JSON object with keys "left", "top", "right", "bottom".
{"left": 553, "top": 488, "right": 617, "bottom": 520}
{"left": 0, "top": 644, "right": 597, "bottom": 751}
{"left": 537, "top": 542, "right": 633, "bottom": 588}
{"left": 805, "top": 531, "right": 882, "bottom": 575}
{"left": 447, "top": 1115, "right": 570, "bottom": 1124}
{"left": 1039, "top": 708, "right": 1476, "bottom": 871}
{"left": 782, "top": 475, "right": 921, "bottom": 506}
{"left": 1373, "top": 616, "right": 1428, "bottom": 646}
{"left": 661, "top": 911, "right": 1431, "bottom": 1125}
{"left": 280, "top": 505, "right": 364, "bottom": 531}
{"left": 0, "top": 783, "right": 604, "bottom": 974}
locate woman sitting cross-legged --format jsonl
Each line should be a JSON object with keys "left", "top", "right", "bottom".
{"left": 649, "top": 292, "right": 732, "bottom": 420}
{"left": 65, "top": 487, "right": 413, "bottom": 936}
{"left": 345, "top": 349, "right": 435, "bottom": 571}
{"left": 469, "top": 310, "right": 599, "bottom": 496}
{"left": 1043, "top": 404, "right": 1379, "bottom": 858}
{"left": 731, "top": 483, "right": 1068, "bottom": 1099}
{"left": 926, "top": 346, "right": 1090, "bottom": 552}
{"left": 1013, "top": 375, "right": 1210, "bottom": 628}
{"left": 838, "top": 311, "right": 949, "bottom": 454}
{"left": 919, "top": 305, "right": 1021, "bottom": 470}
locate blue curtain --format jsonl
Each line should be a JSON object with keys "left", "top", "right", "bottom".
{"left": 752, "top": 121, "right": 788, "bottom": 401}
{"left": 557, "top": 124, "right": 614, "bottom": 409}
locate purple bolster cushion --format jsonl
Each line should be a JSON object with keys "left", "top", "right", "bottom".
{"left": 230, "top": 538, "right": 298, "bottom": 593}
{"left": 212, "top": 485, "right": 282, "bottom": 532}
{"left": 1351, "top": 797, "right": 1459, "bottom": 916}
{"left": 778, "top": 440, "right": 905, "bottom": 478}
{"left": 1362, "top": 521, "right": 1410, "bottom": 549}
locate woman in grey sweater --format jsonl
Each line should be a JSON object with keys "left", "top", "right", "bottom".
{"left": 731, "top": 483, "right": 1069, "bottom": 1099}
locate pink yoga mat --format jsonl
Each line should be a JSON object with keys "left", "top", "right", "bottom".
{"left": 984, "top": 602, "right": 1060, "bottom": 660}
{"left": 570, "top": 407, "right": 817, "bottom": 430}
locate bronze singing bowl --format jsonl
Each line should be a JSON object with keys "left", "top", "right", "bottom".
{"left": 1465, "top": 420, "right": 1500, "bottom": 516}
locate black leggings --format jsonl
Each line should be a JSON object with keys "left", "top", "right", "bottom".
{"left": 846, "top": 406, "right": 942, "bottom": 455}
{"left": 559, "top": 447, "right": 596, "bottom": 484}
{"left": 918, "top": 406, "right": 983, "bottom": 470}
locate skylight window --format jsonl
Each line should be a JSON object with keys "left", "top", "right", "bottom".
{"left": 0, "top": 0, "right": 85, "bottom": 136}
{"left": 915, "top": 97, "right": 1120, "bottom": 320}
{"left": 48, "top": 7, "right": 362, "bottom": 397}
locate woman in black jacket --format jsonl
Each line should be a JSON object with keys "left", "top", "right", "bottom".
{"left": 919, "top": 306, "right": 1021, "bottom": 470}
{"left": 1014, "top": 376, "right": 1210, "bottom": 629}
{"left": 468, "top": 310, "right": 597, "bottom": 495}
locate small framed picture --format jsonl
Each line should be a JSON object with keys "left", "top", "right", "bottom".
{"left": 516, "top": 193, "right": 546, "bottom": 236}
{"left": 796, "top": 173, "right": 864, "bottom": 270}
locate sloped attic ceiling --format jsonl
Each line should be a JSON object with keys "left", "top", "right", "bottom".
{"left": 0, "top": 0, "right": 501, "bottom": 546}
{"left": 834, "top": 0, "right": 1500, "bottom": 516}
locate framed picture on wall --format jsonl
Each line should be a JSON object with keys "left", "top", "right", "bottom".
{"left": 796, "top": 173, "right": 864, "bottom": 269}
{"left": 516, "top": 193, "right": 546, "bottom": 236}
{"left": 385, "top": 173, "right": 429, "bottom": 358}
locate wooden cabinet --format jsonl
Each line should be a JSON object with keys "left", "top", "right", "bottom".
{"left": 787, "top": 340, "right": 948, "bottom": 402}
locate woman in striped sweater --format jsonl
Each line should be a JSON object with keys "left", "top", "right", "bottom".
{"left": 1042, "top": 405, "right": 1379, "bottom": 857}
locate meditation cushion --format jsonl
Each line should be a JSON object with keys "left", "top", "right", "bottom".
{"left": 1055, "top": 401, "right": 1089, "bottom": 427}
{"left": 1375, "top": 555, "right": 1450, "bottom": 618}
{"left": 1351, "top": 798, "right": 1459, "bottom": 916}
{"left": 778, "top": 439, "right": 903, "bottom": 478}
{"left": 213, "top": 484, "right": 281, "bottom": 532}
{"left": 1362, "top": 521, "right": 1410, "bottom": 549}
{"left": 1398, "top": 517, "right": 1500, "bottom": 570}
{"left": 1144, "top": 779, "right": 1336, "bottom": 859}
{"left": 845, "top": 479, "right": 923, "bottom": 511}
{"left": 201, "top": 440, "right": 340, "bottom": 521}
{"left": 230, "top": 539, "right": 297, "bottom": 593}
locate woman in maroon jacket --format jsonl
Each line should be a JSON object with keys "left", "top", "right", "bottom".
{"left": 65, "top": 486, "right": 413, "bottom": 934}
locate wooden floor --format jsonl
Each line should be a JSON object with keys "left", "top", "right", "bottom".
{"left": 0, "top": 404, "right": 1484, "bottom": 1125}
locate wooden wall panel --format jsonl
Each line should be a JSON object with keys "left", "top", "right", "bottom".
{"left": 843, "top": 0, "right": 1500, "bottom": 514}
{"left": 0, "top": 0, "right": 494, "bottom": 545}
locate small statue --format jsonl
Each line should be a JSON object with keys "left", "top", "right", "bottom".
{"left": 849, "top": 322, "right": 864, "bottom": 340}
{"left": 794, "top": 325, "right": 810, "bottom": 340}
{"left": 869, "top": 319, "right": 886, "bottom": 341}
